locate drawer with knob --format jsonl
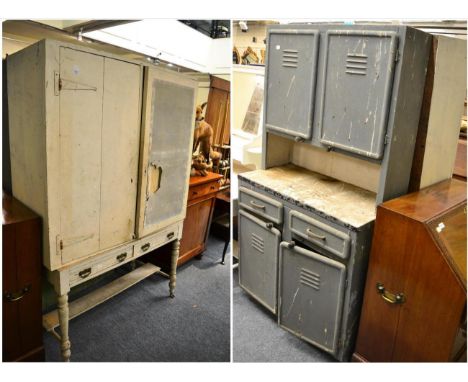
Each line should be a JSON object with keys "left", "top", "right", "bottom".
{"left": 134, "top": 223, "right": 180, "bottom": 257}
{"left": 69, "top": 244, "right": 134, "bottom": 287}
{"left": 188, "top": 180, "right": 220, "bottom": 200}
{"left": 289, "top": 210, "right": 351, "bottom": 260}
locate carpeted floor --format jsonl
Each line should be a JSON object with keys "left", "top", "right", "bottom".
{"left": 233, "top": 266, "right": 335, "bottom": 362}
{"left": 43, "top": 235, "right": 230, "bottom": 362}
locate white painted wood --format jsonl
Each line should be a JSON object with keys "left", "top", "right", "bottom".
{"left": 169, "top": 239, "right": 180, "bottom": 298}
{"left": 99, "top": 58, "right": 142, "bottom": 250}
{"left": 291, "top": 143, "right": 381, "bottom": 193}
{"left": 59, "top": 47, "right": 104, "bottom": 263}
{"left": 43, "top": 263, "right": 160, "bottom": 332}
{"left": 57, "top": 294, "right": 71, "bottom": 362}
{"left": 419, "top": 36, "right": 467, "bottom": 189}
{"left": 136, "top": 67, "right": 197, "bottom": 237}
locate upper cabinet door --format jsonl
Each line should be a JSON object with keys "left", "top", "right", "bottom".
{"left": 136, "top": 67, "right": 196, "bottom": 237}
{"left": 59, "top": 48, "right": 104, "bottom": 263}
{"left": 99, "top": 58, "right": 142, "bottom": 250}
{"left": 319, "top": 30, "right": 398, "bottom": 159}
{"left": 265, "top": 29, "right": 319, "bottom": 140}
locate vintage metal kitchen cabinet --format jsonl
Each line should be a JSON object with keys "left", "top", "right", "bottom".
{"left": 238, "top": 24, "right": 465, "bottom": 361}
{"left": 7, "top": 39, "right": 196, "bottom": 361}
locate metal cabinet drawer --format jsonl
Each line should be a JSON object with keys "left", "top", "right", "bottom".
{"left": 239, "top": 210, "right": 281, "bottom": 314}
{"left": 239, "top": 187, "right": 283, "bottom": 224}
{"left": 69, "top": 244, "right": 134, "bottom": 287}
{"left": 278, "top": 242, "right": 346, "bottom": 355}
{"left": 289, "top": 210, "right": 350, "bottom": 259}
{"left": 134, "top": 223, "right": 180, "bottom": 257}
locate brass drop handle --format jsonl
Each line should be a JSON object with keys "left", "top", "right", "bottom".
{"left": 79, "top": 268, "right": 92, "bottom": 279}
{"left": 306, "top": 228, "right": 326, "bottom": 240}
{"left": 167, "top": 232, "right": 174, "bottom": 240}
{"left": 4, "top": 284, "right": 31, "bottom": 302}
{"left": 376, "top": 283, "right": 406, "bottom": 304}
{"left": 250, "top": 200, "right": 265, "bottom": 210}
{"left": 116, "top": 253, "right": 127, "bottom": 262}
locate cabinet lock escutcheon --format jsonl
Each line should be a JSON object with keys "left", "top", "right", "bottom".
{"left": 376, "top": 283, "right": 406, "bottom": 304}
{"left": 79, "top": 268, "right": 92, "bottom": 279}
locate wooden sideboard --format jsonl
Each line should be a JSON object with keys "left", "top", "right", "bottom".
{"left": 2, "top": 193, "right": 44, "bottom": 362}
{"left": 147, "top": 172, "right": 223, "bottom": 270}
{"left": 353, "top": 179, "right": 467, "bottom": 362}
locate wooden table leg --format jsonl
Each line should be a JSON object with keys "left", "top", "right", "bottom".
{"left": 169, "top": 239, "right": 180, "bottom": 298}
{"left": 57, "top": 293, "right": 71, "bottom": 362}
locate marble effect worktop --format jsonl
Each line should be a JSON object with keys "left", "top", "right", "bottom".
{"left": 238, "top": 164, "right": 377, "bottom": 229}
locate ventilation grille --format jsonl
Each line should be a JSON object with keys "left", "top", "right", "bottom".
{"left": 345, "top": 53, "right": 367, "bottom": 76}
{"left": 300, "top": 268, "right": 320, "bottom": 290}
{"left": 282, "top": 49, "right": 298, "bottom": 68}
{"left": 251, "top": 233, "right": 264, "bottom": 253}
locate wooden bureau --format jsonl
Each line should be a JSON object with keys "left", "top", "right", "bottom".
{"left": 147, "top": 172, "right": 222, "bottom": 270}
{"left": 353, "top": 179, "right": 467, "bottom": 362}
{"left": 2, "top": 193, "right": 44, "bottom": 362}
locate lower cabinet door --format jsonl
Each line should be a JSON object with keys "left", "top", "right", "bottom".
{"left": 238, "top": 210, "right": 281, "bottom": 314}
{"left": 278, "top": 242, "right": 346, "bottom": 355}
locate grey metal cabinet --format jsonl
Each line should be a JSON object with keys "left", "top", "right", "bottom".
{"left": 278, "top": 242, "right": 346, "bottom": 355}
{"left": 318, "top": 30, "right": 399, "bottom": 159}
{"left": 264, "top": 25, "right": 430, "bottom": 164}
{"left": 238, "top": 210, "right": 281, "bottom": 313}
{"left": 264, "top": 29, "right": 319, "bottom": 140}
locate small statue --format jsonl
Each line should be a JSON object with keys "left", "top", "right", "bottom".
{"left": 191, "top": 103, "right": 222, "bottom": 176}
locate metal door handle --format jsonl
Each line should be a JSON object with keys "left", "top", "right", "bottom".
{"left": 116, "top": 253, "right": 127, "bottom": 262}
{"left": 376, "top": 283, "right": 406, "bottom": 304}
{"left": 4, "top": 284, "right": 31, "bottom": 302}
{"left": 167, "top": 232, "right": 174, "bottom": 239}
{"left": 250, "top": 200, "right": 265, "bottom": 210}
{"left": 79, "top": 268, "right": 92, "bottom": 279}
{"left": 141, "top": 243, "right": 151, "bottom": 252}
{"left": 306, "top": 228, "right": 326, "bottom": 240}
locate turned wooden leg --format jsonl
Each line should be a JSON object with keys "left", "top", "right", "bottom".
{"left": 57, "top": 293, "right": 71, "bottom": 362}
{"left": 169, "top": 239, "right": 180, "bottom": 298}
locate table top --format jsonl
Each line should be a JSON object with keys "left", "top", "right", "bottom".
{"left": 239, "top": 164, "right": 377, "bottom": 228}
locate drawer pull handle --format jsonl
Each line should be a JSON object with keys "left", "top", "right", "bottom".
{"left": 167, "top": 232, "right": 174, "bottom": 240}
{"left": 250, "top": 200, "right": 265, "bottom": 210}
{"left": 266, "top": 223, "right": 273, "bottom": 229}
{"left": 306, "top": 228, "right": 326, "bottom": 240}
{"left": 141, "top": 243, "right": 151, "bottom": 252}
{"left": 116, "top": 253, "right": 127, "bottom": 262}
{"left": 79, "top": 268, "right": 92, "bottom": 279}
{"left": 210, "top": 186, "right": 216, "bottom": 190}
{"left": 192, "top": 191, "right": 199, "bottom": 196}
{"left": 376, "top": 283, "right": 406, "bottom": 304}
{"left": 4, "top": 284, "right": 31, "bottom": 302}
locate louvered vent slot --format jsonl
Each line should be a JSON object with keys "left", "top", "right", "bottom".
{"left": 251, "top": 233, "right": 264, "bottom": 253}
{"left": 282, "top": 49, "right": 298, "bottom": 68}
{"left": 300, "top": 268, "right": 320, "bottom": 290}
{"left": 346, "top": 53, "right": 367, "bottom": 75}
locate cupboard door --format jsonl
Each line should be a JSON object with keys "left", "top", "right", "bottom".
{"left": 99, "top": 58, "right": 141, "bottom": 250}
{"left": 265, "top": 29, "right": 319, "bottom": 140}
{"left": 238, "top": 210, "right": 281, "bottom": 313}
{"left": 59, "top": 48, "right": 103, "bottom": 263}
{"left": 318, "top": 30, "right": 398, "bottom": 159}
{"left": 137, "top": 68, "right": 196, "bottom": 237}
{"left": 278, "top": 242, "right": 346, "bottom": 355}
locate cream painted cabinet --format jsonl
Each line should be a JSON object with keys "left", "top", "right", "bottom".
{"left": 7, "top": 39, "right": 196, "bottom": 361}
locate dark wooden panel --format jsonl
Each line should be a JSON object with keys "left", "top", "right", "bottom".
{"left": 2, "top": 193, "right": 44, "bottom": 362}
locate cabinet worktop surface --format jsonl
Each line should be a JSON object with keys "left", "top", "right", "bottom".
{"left": 239, "top": 164, "right": 377, "bottom": 228}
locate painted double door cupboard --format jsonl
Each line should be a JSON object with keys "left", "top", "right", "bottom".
{"left": 7, "top": 39, "right": 197, "bottom": 361}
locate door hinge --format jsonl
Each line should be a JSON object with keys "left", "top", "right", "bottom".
{"left": 394, "top": 49, "right": 400, "bottom": 63}
{"left": 54, "top": 71, "right": 61, "bottom": 96}
{"left": 384, "top": 135, "right": 390, "bottom": 145}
